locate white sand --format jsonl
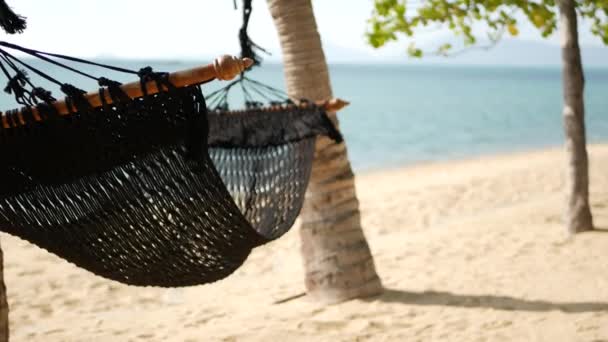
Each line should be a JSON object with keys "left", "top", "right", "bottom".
{"left": 3, "top": 144, "right": 608, "bottom": 341}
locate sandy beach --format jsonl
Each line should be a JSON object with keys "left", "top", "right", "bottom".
{"left": 3, "top": 144, "right": 608, "bottom": 341}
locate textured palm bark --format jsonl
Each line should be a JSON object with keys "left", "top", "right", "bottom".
{"left": 559, "top": 0, "right": 594, "bottom": 234}
{"left": 0, "top": 242, "right": 8, "bottom": 342}
{"left": 267, "top": 0, "right": 382, "bottom": 303}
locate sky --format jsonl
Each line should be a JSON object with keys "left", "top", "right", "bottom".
{"left": 5, "top": 0, "right": 608, "bottom": 65}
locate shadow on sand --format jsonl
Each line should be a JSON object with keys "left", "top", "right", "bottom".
{"left": 367, "top": 288, "right": 608, "bottom": 313}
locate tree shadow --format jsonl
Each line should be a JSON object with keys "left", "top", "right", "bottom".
{"left": 574, "top": 226, "right": 608, "bottom": 234}
{"left": 366, "top": 288, "right": 608, "bottom": 313}
{"left": 590, "top": 226, "right": 608, "bottom": 233}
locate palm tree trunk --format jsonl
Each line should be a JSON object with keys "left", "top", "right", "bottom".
{"left": 558, "top": 0, "right": 594, "bottom": 234}
{"left": 267, "top": 0, "right": 382, "bottom": 303}
{"left": 0, "top": 242, "right": 8, "bottom": 342}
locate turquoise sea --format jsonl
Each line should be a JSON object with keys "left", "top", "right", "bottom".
{"left": 1, "top": 60, "right": 607, "bottom": 172}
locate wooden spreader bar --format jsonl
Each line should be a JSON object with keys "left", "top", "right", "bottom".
{"left": 0, "top": 55, "right": 349, "bottom": 129}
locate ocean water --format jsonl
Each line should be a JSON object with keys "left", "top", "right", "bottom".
{"left": 1, "top": 60, "right": 607, "bottom": 172}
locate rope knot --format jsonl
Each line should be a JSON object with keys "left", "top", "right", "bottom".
{"left": 60, "top": 83, "right": 85, "bottom": 98}
{"left": 4, "top": 69, "right": 26, "bottom": 94}
{"left": 98, "top": 77, "right": 130, "bottom": 105}
{"left": 4, "top": 70, "right": 29, "bottom": 105}
{"left": 61, "top": 83, "right": 92, "bottom": 114}
{"left": 137, "top": 66, "right": 154, "bottom": 80}
{"left": 98, "top": 77, "right": 122, "bottom": 88}
{"left": 137, "top": 66, "right": 174, "bottom": 96}
{"left": 31, "top": 87, "right": 56, "bottom": 103}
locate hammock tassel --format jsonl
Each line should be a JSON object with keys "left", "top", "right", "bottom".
{"left": 0, "top": 0, "right": 26, "bottom": 34}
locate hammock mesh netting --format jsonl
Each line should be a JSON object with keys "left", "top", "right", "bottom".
{"left": 0, "top": 42, "right": 342, "bottom": 286}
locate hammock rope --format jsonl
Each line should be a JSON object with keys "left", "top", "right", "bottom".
{"left": 0, "top": 42, "right": 343, "bottom": 287}
{"left": 237, "top": 0, "right": 270, "bottom": 66}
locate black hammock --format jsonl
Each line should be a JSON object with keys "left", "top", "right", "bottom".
{"left": 0, "top": 44, "right": 343, "bottom": 287}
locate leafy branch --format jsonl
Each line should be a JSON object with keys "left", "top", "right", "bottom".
{"left": 367, "top": 0, "right": 608, "bottom": 58}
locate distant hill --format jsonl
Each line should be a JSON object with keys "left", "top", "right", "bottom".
{"left": 318, "top": 39, "right": 608, "bottom": 68}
